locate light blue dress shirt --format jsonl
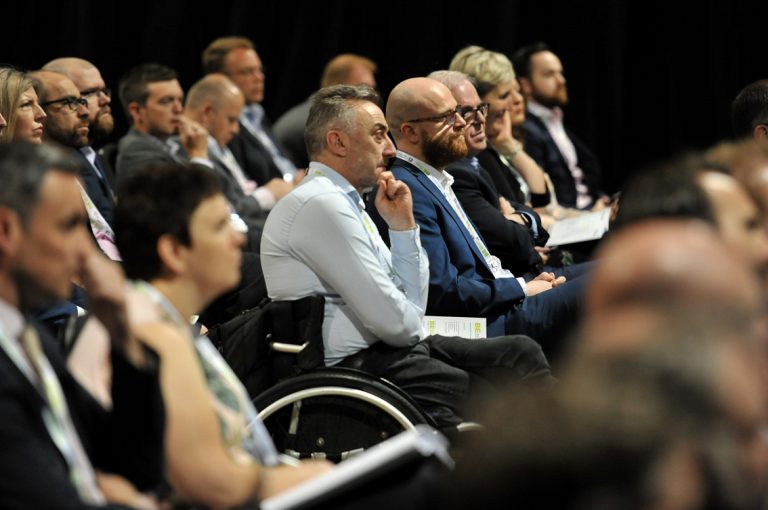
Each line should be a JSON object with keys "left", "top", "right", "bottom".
{"left": 260, "top": 162, "right": 429, "bottom": 366}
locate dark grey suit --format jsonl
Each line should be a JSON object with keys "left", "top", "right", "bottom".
{"left": 273, "top": 98, "right": 311, "bottom": 169}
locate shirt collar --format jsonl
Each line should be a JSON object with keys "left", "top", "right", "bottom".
{"left": 527, "top": 100, "right": 563, "bottom": 122}
{"left": 396, "top": 150, "right": 453, "bottom": 190}
{"left": 307, "top": 161, "right": 364, "bottom": 209}
{"left": 207, "top": 135, "right": 224, "bottom": 159}
{"left": 0, "top": 296, "right": 25, "bottom": 341}
{"left": 79, "top": 145, "right": 97, "bottom": 165}
{"left": 241, "top": 103, "right": 264, "bottom": 126}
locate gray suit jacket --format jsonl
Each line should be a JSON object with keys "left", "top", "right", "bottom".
{"left": 115, "top": 128, "right": 179, "bottom": 187}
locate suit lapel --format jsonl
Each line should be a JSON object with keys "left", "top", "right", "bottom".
{"left": 401, "top": 161, "right": 493, "bottom": 270}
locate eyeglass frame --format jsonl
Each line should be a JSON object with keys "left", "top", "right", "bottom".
{"left": 79, "top": 87, "right": 111, "bottom": 100}
{"left": 405, "top": 103, "right": 489, "bottom": 126}
{"left": 459, "top": 103, "right": 490, "bottom": 122}
{"left": 40, "top": 96, "right": 89, "bottom": 112}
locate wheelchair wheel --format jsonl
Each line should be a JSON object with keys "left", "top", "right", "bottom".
{"left": 253, "top": 368, "right": 434, "bottom": 462}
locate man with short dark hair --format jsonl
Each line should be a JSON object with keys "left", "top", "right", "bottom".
{"left": 731, "top": 79, "right": 768, "bottom": 140}
{"left": 512, "top": 43, "right": 605, "bottom": 209}
{"left": 115, "top": 63, "right": 210, "bottom": 184}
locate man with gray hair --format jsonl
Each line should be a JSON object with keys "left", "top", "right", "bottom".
{"left": 261, "top": 84, "right": 553, "bottom": 428}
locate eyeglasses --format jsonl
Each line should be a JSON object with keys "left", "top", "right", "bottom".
{"left": 79, "top": 87, "right": 111, "bottom": 100}
{"left": 40, "top": 96, "right": 88, "bottom": 112}
{"left": 406, "top": 108, "right": 464, "bottom": 126}
{"left": 405, "top": 104, "right": 490, "bottom": 126}
{"left": 458, "top": 103, "right": 489, "bottom": 122}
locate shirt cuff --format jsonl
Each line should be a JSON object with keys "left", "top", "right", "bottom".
{"left": 190, "top": 157, "right": 214, "bottom": 169}
{"left": 516, "top": 277, "right": 528, "bottom": 297}
{"left": 389, "top": 226, "right": 422, "bottom": 255}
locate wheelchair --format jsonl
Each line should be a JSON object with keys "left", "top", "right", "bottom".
{"left": 207, "top": 296, "right": 448, "bottom": 463}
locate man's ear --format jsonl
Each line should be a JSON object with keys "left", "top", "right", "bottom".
{"left": 201, "top": 103, "right": 216, "bottom": 124}
{"left": 0, "top": 207, "right": 23, "bottom": 258}
{"left": 127, "top": 102, "right": 144, "bottom": 125}
{"left": 156, "top": 234, "right": 186, "bottom": 276}
{"left": 326, "top": 130, "right": 348, "bottom": 156}
{"left": 400, "top": 123, "right": 420, "bottom": 145}
{"left": 753, "top": 124, "right": 768, "bottom": 141}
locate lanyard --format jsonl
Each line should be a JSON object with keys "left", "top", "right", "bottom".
{"left": 396, "top": 154, "right": 512, "bottom": 279}
{"left": 132, "top": 280, "right": 280, "bottom": 466}
{"left": 0, "top": 325, "right": 104, "bottom": 504}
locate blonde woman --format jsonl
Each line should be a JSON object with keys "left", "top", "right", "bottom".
{"left": 0, "top": 67, "right": 46, "bottom": 143}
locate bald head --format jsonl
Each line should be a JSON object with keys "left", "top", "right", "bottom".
{"left": 386, "top": 78, "right": 456, "bottom": 142}
{"left": 386, "top": 77, "right": 468, "bottom": 166}
{"left": 43, "top": 57, "right": 95, "bottom": 79}
{"left": 42, "top": 57, "right": 112, "bottom": 143}
{"left": 579, "top": 220, "right": 765, "bottom": 356}
{"left": 589, "top": 220, "right": 759, "bottom": 314}
{"left": 185, "top": 74, "right": 244, "bottom": 147}
{"left": 186, "top": 73, "right": 243, "bottom": 110}
{"left": 30, "top": 70, "right": 90, "bottom": 149}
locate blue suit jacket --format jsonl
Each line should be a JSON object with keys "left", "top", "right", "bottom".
{"left": 386, "top": 158, "right": 525, "bottom": 337}
{"left": 523, "top": 114, "right": 602, "bottom": 208}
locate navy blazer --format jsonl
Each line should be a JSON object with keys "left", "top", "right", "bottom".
{"left": 76, "top": 149, "right": 116, "bottom": 229}
{"left": 522, "top": 113, "right": 602, "bottom": 208}
{"left": 387, "top": 158, "right": 525, "bottom": 337}
{"left": 447, "top": 158, "right": 546, "bottom": 276}
{"left": 0, "top": 322, "right": 164, "bottom": 508}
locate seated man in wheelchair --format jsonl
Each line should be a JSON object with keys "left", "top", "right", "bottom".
{"left": 114, "top": 163, "right": 332, "bottom": 509}
{"left": 261, "top": 84, "right": 554, "bottom": 428}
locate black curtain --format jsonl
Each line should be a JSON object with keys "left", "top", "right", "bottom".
{"left": 6, "top": 0, "right": 768, "bottom": 193}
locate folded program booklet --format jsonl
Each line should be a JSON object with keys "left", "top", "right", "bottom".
{"left": 261, "top": 425, "right": 453, "bottom": 510}
{"left": 422, "top": 315, "right": 486, "bottom": 339}
{"left": 545, "top": 208, "right": 611, "bottom": 247}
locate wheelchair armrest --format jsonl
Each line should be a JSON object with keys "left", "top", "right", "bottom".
{"left": 270, "top": 341, "right": 309, "bottom": 354}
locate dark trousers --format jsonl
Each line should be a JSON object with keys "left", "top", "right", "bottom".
{"left": 338, "top": 334, "right": 552, "bottom": 427}
{"left": 508, "top": 260, "right": 594, "bottom": 359}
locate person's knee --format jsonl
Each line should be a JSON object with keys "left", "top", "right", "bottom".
{"left": 503, "top": 335, "right": 552, "bottom": 378}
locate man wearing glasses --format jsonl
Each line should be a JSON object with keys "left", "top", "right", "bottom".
{"left": 429, "top": 70, "right": 549, "bottom": 277}
{"left": 382, "top": 77, "right": 585, "bottom": 359}
{"left": 43, "top": 58, "right": 114, "bottom": 149}
{"left": 31, "top": 71, "right": 120, "bottom": 259}
{"left": 40, "top": 59, "right": 117, "bottom": 242}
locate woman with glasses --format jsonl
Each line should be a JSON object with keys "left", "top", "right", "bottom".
{"left": 0, "top": 68, "right": 46, "bottom": 144}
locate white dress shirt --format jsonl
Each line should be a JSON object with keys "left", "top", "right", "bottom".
{"left": 260, "top": 162, "right": 429, "bottom": 365}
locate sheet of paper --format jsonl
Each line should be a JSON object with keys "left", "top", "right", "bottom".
{"left": 545, "top": 208, "right": 611, "bottom": 246}
{"left": 261, "top": 425, "right": 453, "bottom": 510}
{"left": 422, "top": 316, "right": 486, "bottom": 339}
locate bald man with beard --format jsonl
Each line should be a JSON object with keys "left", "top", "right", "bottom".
{"left": 39, "top": 59, "right": 119, "bottom": 254}
{"left": 377, "top": 77, "right": 586, "bottom": 358}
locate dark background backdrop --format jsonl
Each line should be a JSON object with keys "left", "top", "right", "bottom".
{"left": 5, "top": 0, "right": 768, "bottom": 192}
